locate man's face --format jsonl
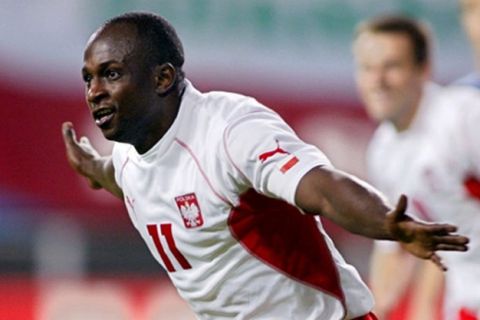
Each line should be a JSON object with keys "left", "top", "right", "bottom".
{"left": 82, "top": 25, "right": 157, "bottom": 142}
{"left": 460, "top": 0, "right": 480, "bottom": 58}
{"left": 353, "top": 31, "right": 428, "bottom": 128}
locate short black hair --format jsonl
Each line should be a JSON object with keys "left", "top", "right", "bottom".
{"left": 354, "top": 15, "right": 431, "bottom": 67}
{"left": 103, "top": 11, "right": 185, "bottom": 79}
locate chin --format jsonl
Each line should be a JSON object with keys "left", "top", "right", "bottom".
{"left": 100, "top": 127, "right": 121, "bottom": 142}
{"left": 104, "top": 128, "right": 135, "bottom": 145}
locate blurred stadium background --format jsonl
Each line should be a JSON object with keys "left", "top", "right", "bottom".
{"left": 0, "top": 0, "right": 473, "bottom": 319}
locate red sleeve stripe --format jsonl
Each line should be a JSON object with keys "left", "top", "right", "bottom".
{"left": 280, "top": 156, "right": 299, "bottom": 174}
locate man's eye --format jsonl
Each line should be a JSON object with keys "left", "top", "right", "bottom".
{"left": 82, "top": 74, "right": 92, "bottom": 83}
{"left": 106, "top": 70, "right": 120, "bottom": 80}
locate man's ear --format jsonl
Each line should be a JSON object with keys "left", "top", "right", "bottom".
{"left": 153, "top": 63, "right": 176, "bottom": 95}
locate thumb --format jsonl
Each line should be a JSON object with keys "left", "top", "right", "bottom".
{"left": 62, "top": 122, "right": 78, "bottom": 145}
{"left": 389, "top": 194, "right": 408, "bottom": 222}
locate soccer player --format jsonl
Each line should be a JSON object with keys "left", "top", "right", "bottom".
{"left": 353, "top": 15, "right": 480, "bottom": 320}
{"left": 455, "top": 0, "right": 480, "bottom": 88}
{"left": 63, "top": 12, "right": 469, "bottom": 320}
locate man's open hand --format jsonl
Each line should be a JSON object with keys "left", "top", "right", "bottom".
{"left": 62, "top": 122, "right": 102, "bottom": 189}
{"left": 386, "top": 195, "right": 469, "bottom": 271}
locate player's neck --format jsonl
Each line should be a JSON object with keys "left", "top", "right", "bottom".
{"left": 133, "top": 82, "right": 186, "bottom": 154}
{"left": 392, "top": 91, "right": 422, "bottom": 132}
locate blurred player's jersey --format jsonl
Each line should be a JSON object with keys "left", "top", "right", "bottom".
{"left": 112, "top": 81, "right": 373, "bottom": 319}
{"left": 453, "top": 72, "right": 480, "bottom": 90}
{"left": 367, "top": 83, "right": 480, "bottom": 319}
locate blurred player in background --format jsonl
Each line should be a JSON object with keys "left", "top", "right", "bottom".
{"left": 353, "top": 15, "right": 480, "bottom": 320}
{"left": 455, "top": 0, "right": 480, "bottom": 88}
{"left": 62, "top": 12, "right": 469, "bottom": 320}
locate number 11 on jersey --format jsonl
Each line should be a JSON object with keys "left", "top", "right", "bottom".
{"left": 147, "top": 223, "right": 192, "bottom": 272}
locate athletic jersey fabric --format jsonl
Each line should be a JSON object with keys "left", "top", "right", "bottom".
{"left": 367, "top": 83, "right": 480, "bottom": 319}
{"left": 453, "top": 72, "right": 480, "bottom": 90}
{"left": 111, "top": 80, "right": 373, "bottom": 320}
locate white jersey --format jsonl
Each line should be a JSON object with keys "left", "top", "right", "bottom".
{"left": 454, "top": 72, "right": 480, "bottom": 90}
{"left": 111, "top": 81, "right": 373, "bottom": 320}
{"left": 367, "top": 83, "right": 480, "bottom": 318}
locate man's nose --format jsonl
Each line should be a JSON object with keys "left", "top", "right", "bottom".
{"left": 369, "top": 69, "right": 387, "bottom": 86}
{"left": 87, "top": 78, "right": 108, "bottom": 105}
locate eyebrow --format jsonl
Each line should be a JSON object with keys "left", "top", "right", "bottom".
{"left": 82, "top": 60, "right": 121, "bottom": 74}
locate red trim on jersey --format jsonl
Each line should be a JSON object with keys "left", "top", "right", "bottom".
{"left": 352, "top": 312, "right": 378, "bottom": 320}
{"left": 228, "top": 189, "right": 346, "bottom": 307}
{"left": 280, "top": 156, "right": 299, "bottom": 173}
{"left": 223, "top": 126, "right": 250, "bottom": 182}
{"left": 119, "top": 156, "right": 130, "bottom": 182}
{"left": 459, "top": 307, "right": 478, "bottom": 320}
{"left": 174, "top": 138, "right": 231, "bottom": 205}
{"left": 464, "top": 176, "right": 480, "bottom": 201}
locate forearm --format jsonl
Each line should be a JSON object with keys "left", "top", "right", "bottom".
{"left": 92, "top": 156, "right": 123, "bottom": 198}
{"left": 295, "top": 166, "right": 395, "bottom": 240}
{"left": 296, "top": 166, "right": 469, "bottom": 268}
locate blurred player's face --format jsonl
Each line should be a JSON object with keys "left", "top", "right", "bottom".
{"left": 460, "top": 0, "right": 480, "bottom": 64}
{"left": 354, "top": 32, "right": 429, "bottom": 131}
{"left": 82, "top": 24, "right": 159, "bottom": 144}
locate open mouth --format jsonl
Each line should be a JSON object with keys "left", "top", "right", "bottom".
{"left": 93, "top": 107, "right": 115, "bottom": 127}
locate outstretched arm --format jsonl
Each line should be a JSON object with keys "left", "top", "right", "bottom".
{"left": 62, "top": 122, "right": 123, "bottom": 198}
{"left": 295, "top": 166, "right": 469, "bottom": 270}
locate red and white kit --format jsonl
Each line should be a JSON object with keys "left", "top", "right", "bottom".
{"left": 368, "top": 83, "right": 480, "bottom": 320}
{"left": 112, "top": 81, "right": 373, "bottom": 319}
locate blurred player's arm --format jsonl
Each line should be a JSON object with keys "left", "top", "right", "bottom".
{"left": 369, "top": 244, "right": 416, "bottom": 319}
{"left": 62, "top": 122, "right": 123, "bottom": 198}
{"left": 370, "top": 245, "right": 443, "bottom": 320}
{"left": 407, "top": 259, "right": 444, "bottom": 320}
{"left": 295, "top": 166, "right": 468, "bottom": 269}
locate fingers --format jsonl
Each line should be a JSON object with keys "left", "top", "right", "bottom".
{"left": 422, "top": 223, "right": 458, "bottom": 235}
{"left": 431, "top": 234, "right": 469, "bottom": 245}
{"left": 435, "top": 243, "right": 469, "bottom": 251}
{"left": 62, "top": 121, "right": 76, "bottom": 143}
{"left": 62, "top": 122, "right": 94, "bottom": 154}
{"left": 432, "top": 234, "right": 469, "bottom": 252}
{"left": 429, "top": 253, "right": 447, "bottom": 272}
{"left": 79, "top": 136, "right": 92, "bottom": 148}
{"left": 421, "top": 232, "right": 469, "bottom": 255}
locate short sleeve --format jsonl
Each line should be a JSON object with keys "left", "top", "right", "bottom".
{"left": 223, "top": 109, "right": 332, "bottom": 205}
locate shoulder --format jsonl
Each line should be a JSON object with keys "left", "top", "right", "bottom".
{"left": 184, "top": 80, "right": 274, "bottom": 120}
{"left": 440, "top": 84, "right": 480, "bottom": 103}
{"left": 434, "top": 85, "right": 480, "bottom": 122}
{"left": 451, "top": 72, "right": 480, "bottom": 89}
{"left": 201, "top": 89, "right": 277, "bottom": 123}
{"left": 185, "top": 81, "right": 286, "bottom": 139}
